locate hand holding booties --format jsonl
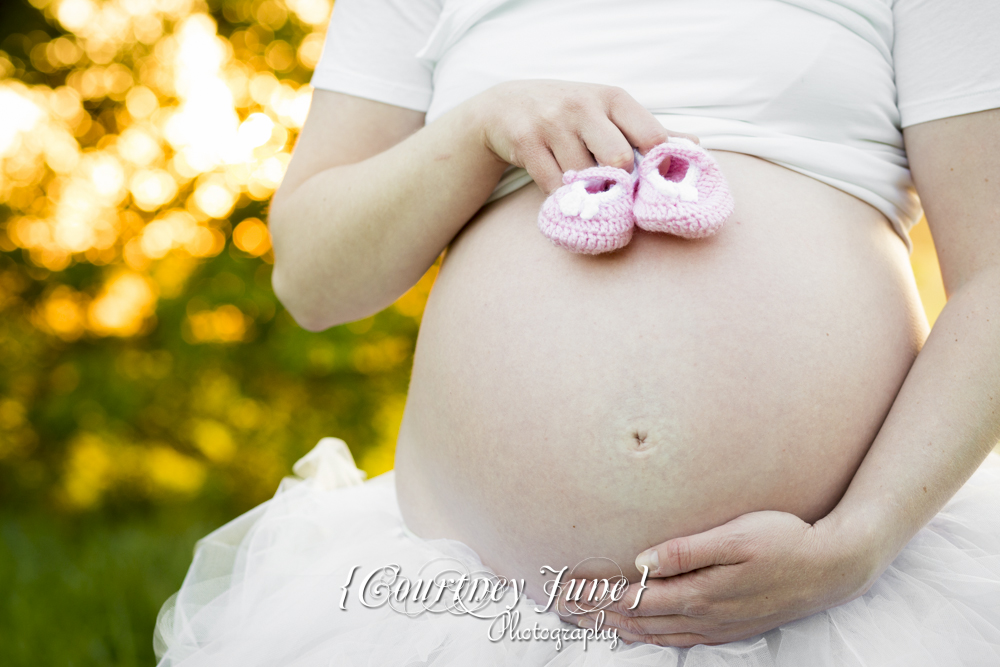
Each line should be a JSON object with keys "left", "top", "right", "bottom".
{"left": 537, "top": 137, "right": 735, "bottom": 254}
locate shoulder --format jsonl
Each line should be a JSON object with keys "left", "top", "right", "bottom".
{"left": 309, "top": 0, "right": 445, "bottom": 113}
{"left": 893, "top": 0, "right": 1000, "bottom": 129}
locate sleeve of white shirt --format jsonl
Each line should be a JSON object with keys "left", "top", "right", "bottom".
{"left": 309, "top": 0, "right": 443, "bottom": 112}
{"left": 893, "top": 0, "right": 1000, "bottom": 128}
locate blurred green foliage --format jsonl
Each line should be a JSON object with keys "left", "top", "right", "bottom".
{"left": 0, "top": 509, "right": 221, "bottom": 666}
{"left": 1, "top": 0, "right": 433, "bottom": 662}
{"left": 0, "top": 246, "right": 426, "bottom": 517}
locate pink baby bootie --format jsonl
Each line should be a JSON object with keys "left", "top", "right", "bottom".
{"left": 537, "top": 164, "right": 638, "bottom": 255}
{"left": 633, "top": 138, "right": 734, "bottom": 238}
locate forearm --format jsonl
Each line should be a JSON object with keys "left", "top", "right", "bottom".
{"left": 826, "top": 265, "right": 1000, "bottom": 578}
{"left": 269, "top": 98, "right": 507, "bottom": 330}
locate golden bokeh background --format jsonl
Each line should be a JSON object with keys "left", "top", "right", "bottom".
{"left": 0, "top": 0, "right": 441, "bottom": 515}
{"left": 0, "top": 2, "right": 436, "bottom": 661}
{"left": 0, "top": 0, "right": 947, "bottom": 663}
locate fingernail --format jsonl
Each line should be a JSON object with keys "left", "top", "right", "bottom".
{"left": 635, "top": 548, "right": 659, "bottom": 573}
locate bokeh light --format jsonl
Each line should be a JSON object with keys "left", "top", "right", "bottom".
{"left": 0, "top": 0, "right": 445, "bottom": 526}
{"left": 0, "top": 0, "right": 319, "bottom": 286}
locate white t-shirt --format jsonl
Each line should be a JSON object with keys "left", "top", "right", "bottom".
{"left": 310, "top": 0, "right": 1000, "bottom": 251}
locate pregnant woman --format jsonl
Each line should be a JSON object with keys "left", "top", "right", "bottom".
{"left": 155, "top": 0, "right": 1000, "bottom": 664}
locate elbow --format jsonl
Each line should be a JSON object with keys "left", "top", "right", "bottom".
{"left": 271, "top": 260, "right": 387, "bottom": 332}
{"left": 271, "top": 263, "right": 334, "bottom": 332}
{"left": 268, "top": 203, "right": 397, "bottom": 331}
{"left": 268, "top": 203, "right": 337, "bottom": 332}
{"left": 290, "top": 309, "right": 333, "bottom": 334}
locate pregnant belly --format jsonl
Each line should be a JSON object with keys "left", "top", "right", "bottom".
{"left": 393, "top": 151, "right": 926, "bottom": 604}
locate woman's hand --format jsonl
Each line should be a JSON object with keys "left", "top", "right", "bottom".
{"left": 574, "top": 510, "right": 888, "bottom": 648}
{"left": 472, "top": 80, "right": 697, "bottom": 194}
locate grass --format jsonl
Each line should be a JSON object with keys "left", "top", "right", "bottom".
{"left": 0, "top": 507, "right": 227, "bottom": 667}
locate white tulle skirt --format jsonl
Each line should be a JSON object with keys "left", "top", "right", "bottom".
{"left": 154, "top": 438, "right": 1000, "bottom": 666}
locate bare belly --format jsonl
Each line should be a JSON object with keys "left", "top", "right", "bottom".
{"left": 393, "top": 151, "right": 926, "bottom": 603}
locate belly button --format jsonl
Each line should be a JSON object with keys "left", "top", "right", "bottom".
{"left": 630, "top": 430, "right": 655, "bottom": 453}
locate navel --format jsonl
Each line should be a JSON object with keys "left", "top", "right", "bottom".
{"left": 628, "top": 429, "right": 657, "bottom": 454}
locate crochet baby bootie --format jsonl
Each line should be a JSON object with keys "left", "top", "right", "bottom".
{"left": 537, "top": 163, "right": 638, "bottom": 255}
{"left": 633, "top": 138, "right": 734, "bottom": 238}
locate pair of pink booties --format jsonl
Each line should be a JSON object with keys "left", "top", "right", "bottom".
{"left": 537, "top": 138, "right": 735, "bottom": 254}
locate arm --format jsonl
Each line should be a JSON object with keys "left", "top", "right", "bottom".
{"left": 270, "top": 83, "right": 677, "bottom": 331}
{"left": 827, "top": 107, "right": 1000, "bottom": 566}
{"left": 269, "top": 89, "right": 508, "bottom": 331}
{"left": 576, "top": 107, "right": 1000, "bottom": 647}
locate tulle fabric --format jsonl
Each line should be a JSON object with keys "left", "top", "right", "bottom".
{"left": 155, "top": 438, "right": 1000, "bottom": 666}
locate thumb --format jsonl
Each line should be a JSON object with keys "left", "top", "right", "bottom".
{"left": 635, "top": 524, "right": 745, "bottom": 578}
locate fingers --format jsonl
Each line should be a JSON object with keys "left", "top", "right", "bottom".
{"left": 604, "top": 87, "right": 669, "bottom": 154}
{"left": 673, "top": 132, "right": 701, "bottom": 145}
{"left": 577, "top": 118, "right": 636, "bottom": 172}
{"left": 636, "top": 524, "right": 747, "bottom": 578}
{"left": 614, "top": 629, "right": 714, "bottom": 649}
{"left": 576, "top": 612, "right": 713, "bottom": 648}
{"left": 549, "top": 131, "right": 599, "bottom": 173}
{"left": 583, "top": 608, "right": 702, "bottom": 637}
{"left": 522, "top": 143, "right": 566, "bottom": 195}
{"left": 500, "top": 82, "right": 703, "bottom": 192}
{"left": 600, "top": 623, "right": 731, "bottom": 650}
{"left": 574, "top": 599, "right": 768, "bottom": 649}
{"left": 579, "top": 608, "right": 775, "bottom": 649}
{"left": 603, "top": 86, "right": 700, "bottom": 153}
{"left": 574, "top": 607, "right": 730, "bottom": 648}
{"left": 601, "top": 569, "right": 714, "bottom": 618}
{"left": 661, "top": 130, "right": 701, "bottom": 147}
